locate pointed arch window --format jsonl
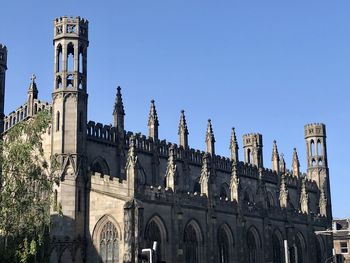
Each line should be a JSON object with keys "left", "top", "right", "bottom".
{"left": 184, "top": 224, "right": 199, "bottom": 263}
{"left": 218, "top": 227, "right": 230, "bottom": 263}
{"left": 247, "top": 229, "right": 259, "bottom": 263}
{"left": 247, "top": 148, "right": 252, "bottom": 164}
{"left": 145, "top": 220, "right": 162, "bottom": 261}
{"left": 310, "top": 140, "right": 315, "bottom": 156}
{"left": 272, "top": 232, "right": 282, "bottom": 263}
{"left": 56, "top": 111, "right": 60, "bottom": 132}
{"left": 317, "top": 140, "right": 322, "bottom": 156}
{"left": 99, "top": 221, "right": 119, "bottom": 263}
{"left": 67, "top": 43, "right": 74, "bottom": 72}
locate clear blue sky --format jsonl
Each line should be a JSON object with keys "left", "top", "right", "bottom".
{"left": 1, "top": 1, "right": 349, "bottom": 218}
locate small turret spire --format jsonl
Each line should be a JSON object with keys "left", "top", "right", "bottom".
{"left": 229, "top": 127, "right": 239, "bottom": 162}
{"left": 113, "top": 86, "right": 125, "bottom": 132}
{"left": 292, "top": 148, "right": 300, "bottom": 177}
{"left": 279, "top": 153, "right": 286, "bottom": 175}
{"left": 28, "top": 74, "right": 38, "bottom": 116}
{"left": 271, "top": 140, "right": 280, "bottom": 174}
{"left": 28, "top": 73, "right": 38, "bottom": 99}
{"left": 178, "top": 110, "right": 189, "bottom": 148}
{"left": 205, "top": 119, "right": 215, "bottom": 155}
{"left": 148, "top": 100, "right": 159, "bottom": 140}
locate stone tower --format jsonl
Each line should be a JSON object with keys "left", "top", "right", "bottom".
{"left": 304, "top": 123, "right": 332, "bottom": 217}
{"left": 51, "top": 16, "right": 89, "bottom": 245}
{"left": 0, "top": 44, "right": 7, "bottom": 134}
{"left": 243, "top": 133, "right": 263, "bottom": 168}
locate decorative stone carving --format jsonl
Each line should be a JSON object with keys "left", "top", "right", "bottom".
{"left": 165, "top": 145, "right": 177, "bottom": 191}
{"left": 279, "top": 175, "right": 288, "bottom": 208}
{"left": 230, "top": 162, "right": 239, "bottom": 202}
{"left": 200, "top": 153, "right": 211, "bottom": 196}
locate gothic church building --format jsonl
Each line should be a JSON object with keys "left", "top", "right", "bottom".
{"left": 0, "top": 16, "right": 333, "bottom": 263}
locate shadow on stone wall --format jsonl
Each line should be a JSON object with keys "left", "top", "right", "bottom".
{"left": 49, "top": 214, "right": 101, "bottom": 263}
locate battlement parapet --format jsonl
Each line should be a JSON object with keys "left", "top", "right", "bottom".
{"left": 243, "top": 133, "right": 263, "bottom": 146}
{"left": 54, "top": 16, "right": 88, "bottom": 41}
{"left": 262, "top": 168, "right": 278, "bottom": 183}
{"left": 87, "top": 121, "right": 118, "bottom": 145}
{"left": 4, "top": 100, "right": 51, "bottom": 132}
{"left": 304, "top": 123, "right": 326, "bottom": 138}
{"left": 237, "top": 161, "right": 259, "bottom": 179}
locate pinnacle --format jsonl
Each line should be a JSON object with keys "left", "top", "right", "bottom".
{"left": 113, "top": 86, "right": 125, "bottom": 115}
{"left": 148, "top": 99, "right": 159, "bottom": 126}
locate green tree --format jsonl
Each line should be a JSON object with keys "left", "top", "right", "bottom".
{"left": 0, "top": 110, "right": 57, "bottom": 263}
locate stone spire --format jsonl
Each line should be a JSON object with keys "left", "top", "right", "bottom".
{"left": 271, "top": 140, "right": 280, "bottom": 174}
{"left": 113, "top": 86, "right": 125, "bottom": 133}
{"left": 28, "top": 74, "right": 38, "bottom": 116}
{"left": 148, "top": 100, "right": 159, "bottom": 140}
{"left": 178, "top": 110, "right": 189, "bottom": 148}
{"left": 300, "top": 179, "right": 308, "bottom": 214}
{"left": 279, "top": 175, "right": 288, "bottom": 208}
{"left": 165, "top": 145, "right": 177, "bottom": 191}
{"left": 292, "top": 148, "right": 300, "bottom": 177}
{"left": 279, "top": 153, "right": 286, "bottom": 175}
{"left": 205, "top": 119, "right": 215, "bottom": 155}
{"left": 200, "top": 153, "right": 211, "bottom": 196}
{"left": 229, "top": 127, "right": 239, "bottom": 163}
{"left": 230, "top": 162, "right": 239, "bottom": 202}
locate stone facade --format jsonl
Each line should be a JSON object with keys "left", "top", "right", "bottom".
{"left": 0, "top": 16, "right": 334, "bottom": 263}
{"left": 333, "top": 219, "right": 350, "bottom": 262}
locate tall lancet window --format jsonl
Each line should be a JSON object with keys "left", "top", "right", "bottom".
{"left": 184, "top": 224, "right": 199, "bottom": 263}
{"left": 99, "top": 221, "right": 119, "bottom": 263}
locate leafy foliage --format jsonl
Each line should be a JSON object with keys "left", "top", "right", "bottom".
{"left": 0, "top": 110, "right": 57, "bottom": 262}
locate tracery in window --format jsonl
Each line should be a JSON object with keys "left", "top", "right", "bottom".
{"left": 99, "top": 221, "right": 119, "bottom": 263}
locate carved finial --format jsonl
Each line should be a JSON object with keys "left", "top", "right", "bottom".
{"left": 230, "top": 127, "right": 239, "bottom": 162}
{"left": 300, "top": 179, "right": 308, "bottom": 214}
{"left": 178, "top": 110, "right": 189, "bottom": 148}
{"left": 205, "top": 119, "right": 215, "bottom": 155}
{"left": 31, "top": 73, "right": 36, "bottom": 83}
{"left": 279, "top": 153, "right": 286, "bottom": 175}
{"left": 148, "top": 100, "right": 159, "bottom": 140}
{"left": 292, "top": 148, "right": 300, "bottom": 177}
{"left": 279, "top": 174, "right": 288, "bottom": 208}
{"left": 271, "top": 140, "right": 280, "bottom": 173}
{"left": 113, "top": 86, "right": 125, "bottom": 131}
